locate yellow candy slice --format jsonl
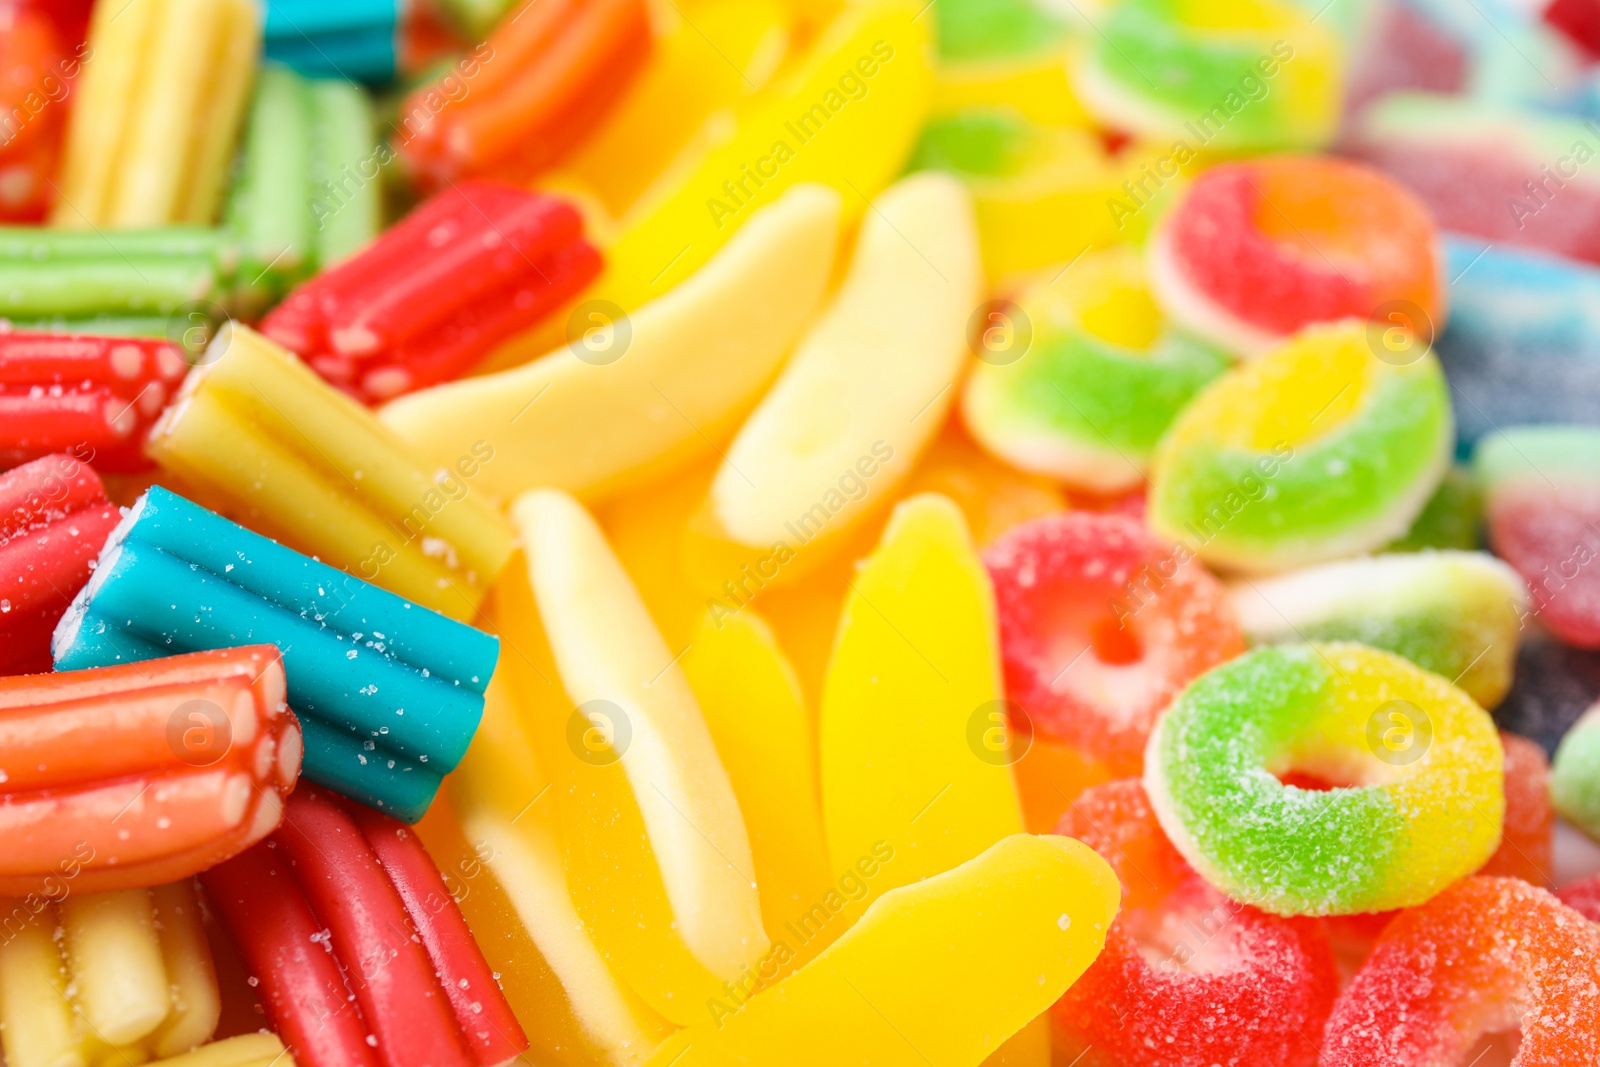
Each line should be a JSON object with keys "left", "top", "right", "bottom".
{"left": 144, "top": 1033, "right": 295, "bottom": 1067}
{"left": 820, "top": 495, "right": 1026, "bottom": 912}
{"left": 935, "top": 56, "right": 1090, "bottom": 128}
{"left": 0, "top": 882, "right": 219, "bottom": 1067}
{"left": 436, "top": 634, "right": 676, "bottom": 1066}
{"left": 681, "top": 609, "right": 833, "bottom": 969}
{"left": 53, "top": 0, "right": 258, "bottom": 228}
{"left": 979, "top": 136, "right": 1191, "bottom": 282}
{"left": 379, "top": 184, "right": 840, "bottom": 505}
{"left": 644, "top": 834, "right": 1119, "bottom": 1064}
{"left": 558, "top": 0, "right": 793, "bottom": 217}
{"left": 688, "top": 173, "right": 981, "bottom": 586}
{"left": 148, "top": 323, "right": 513, "bottom": 621}
{"left": 510, "top": 489, "right": 767, "bottom": 1025}
{"left": 478, "top": 0, "right": 930, "bottom": 371}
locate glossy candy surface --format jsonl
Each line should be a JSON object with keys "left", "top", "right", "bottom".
{"left": 53, "top": 0, "right": 259, "bottom": 228}
{"left": 644, "top": 835, "right": 1120, "bottom": 1066}
{"left": 0, "top": 645, "right": 298, "bottom": 894}
{"left": 0, "top": 452, "right": 120, "bottom": 674}
{"left": 0, "top": 881, "right": 221, "bottom": 1067}
{"left": 396, "top": 0, "right": 652, "bottom": 189}
{"left": 52, "top": 486, "right": 497, "bottom": 821}
{"left": 0, "top": 332, "right": 188, "bottom": 472}
{"left": 147, "top": 323, "right": 514, "bottom": 620}
{"left": 202, "top": 786, "right": 526, "bottom": 1067}
{"left": 263, "top": 182, "right": 600, "bottom": 403}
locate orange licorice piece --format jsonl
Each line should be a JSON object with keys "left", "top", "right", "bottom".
{"left": 0, "top": 645, "right": 300, "bottom": 894}
{"left": 395, "top": 0, "right": 652, "bottom": 190}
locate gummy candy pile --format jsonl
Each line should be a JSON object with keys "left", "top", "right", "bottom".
{"left": 4, "top": 0, "right": 1600, "bottom": 1064}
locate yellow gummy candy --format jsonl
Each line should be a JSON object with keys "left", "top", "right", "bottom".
{"left": 688, "top": 173, "right": 981, "bottom": 587}
{"left": 972, "top": 134, "right": 1191, "bottom": 282}
{"left": 509, "top": 489, "right": 767, "bottom": 1026}
{"left": 644, "top": 834, "right": 1119, "bottom": 1065}
{"left": 820, "top": 494, "right": 1026, "bottom": 914}
{"left": 479, "top": 0, "right": 930, "bottom": 371}
{"left": 379, "top": 184, "right": 840, "bottom": 506}
{"left": 437, "top": 637, "right": 675, "bottom": 1066}
{"left": 1166, "top": 321, "right": 1376, "bottom": 453}
{"left": 0, "top": 882, "right": 219, "bottom": 1067}
{"left": 53, "top": 0, "right": 258, "bottom": 228}
{"left": 681, "top": 610, "right": 833, "bottom": 969}
{"left": 142, "top": 1033, "right": 295, "bottom": 1067}
{"left": 147, "top": 324, "right": 512, "bottom": 621}
{"left": 558, "top": 0, "right": 793, "bottom": 217}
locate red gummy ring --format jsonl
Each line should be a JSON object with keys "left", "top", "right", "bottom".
{"left": 1149, "top": 156, "right": 1444, "bottom": 357}
{"left": 1322, "top": 877, "right": 1600, "bottom": 1066}
{"left": 1052, "top": 780, "right": 1338, "bottom": 1067}
{"left": 984, "top": 512, "right": 1244, "bottom": 777}
{"left": 1558, "top": 875, "right": 1600, "bottom": 924}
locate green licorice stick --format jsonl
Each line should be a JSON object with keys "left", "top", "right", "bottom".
{"left": 2, "top": 316, "right": 174, "bottom": 338}
{"left": 227, "top": 64, "right": 314, "bottom": 297}
{"left": 0, "top": 257, "right": 218, "bottom": 317}
{"left": 0, "top": 226, "right": 238, "bottom": 277}
{"left": 307, "top": 78, "right": 382, "bottom": 268}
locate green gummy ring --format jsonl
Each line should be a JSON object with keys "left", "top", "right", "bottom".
{"left": 1144, "top": 642, "right": 1505, "bottom": 916}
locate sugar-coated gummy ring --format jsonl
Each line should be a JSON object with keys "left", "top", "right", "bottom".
{"left": 1557, "top": 874, "right": 1600, "bottom": 924}
{"left": 962, "top": 247, "right": 1229, "bottom": 493}
{"left": 1149, "top": 320, "right": 1453, "bottom": 573}
{"left": 1551, "top": 702, "right": 1600, "bottom": 841}
{"left": 1320, "top": 877, "right": 1600, "bottom": 1066}
{"left": 1145, "top": 642, "right": 1505, "bottom": 916}
{"left": 1052, "top": 780, "right": 1338, "bottom": 1067}
{"left": 1226, "top": 550, "right": 1528, "bottom": 711}
{"left": 1150, "top": 157, "right": 1444, "bottom": 356}
{"left": 1476, "top": 425, "right": 1600, "bottom": 650}
{"left": 984, "top": 512, "right": 1244, "bottom": 777}
{"left": 1069, "top": 0, "right": 1341, "bottom": 155}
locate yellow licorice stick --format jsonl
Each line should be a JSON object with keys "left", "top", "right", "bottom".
{"left": 147, "top": 323, "right": 513, "bottom": 621}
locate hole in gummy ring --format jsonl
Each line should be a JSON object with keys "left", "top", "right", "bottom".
{"left": 1277, "top": 769, "right": 1343, "bottom": 793}
{"left": 1089, "top": 616, "right": 1142, "bottom": 666}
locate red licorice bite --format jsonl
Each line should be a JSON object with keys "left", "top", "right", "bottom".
{"left": 0, "top": 452, "right": 120, "bottom": 674}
